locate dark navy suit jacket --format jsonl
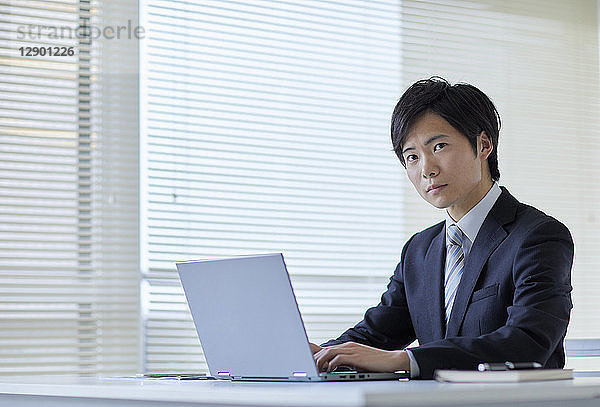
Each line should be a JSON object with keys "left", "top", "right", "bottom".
{"left": 323, "top": 188, "right": 573, "bottom": 379}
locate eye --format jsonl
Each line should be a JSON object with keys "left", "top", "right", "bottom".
{"left": 405, "top": 154, "right": 418, "bottom": 163}
{"left": 434, "top": 142, "right": 447, "bottom": 152}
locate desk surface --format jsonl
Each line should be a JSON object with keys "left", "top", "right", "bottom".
{"left": 1, "top": 375, "right": 600, "bottom": 407}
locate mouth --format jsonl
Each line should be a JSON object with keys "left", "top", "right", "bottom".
{"left": 426, "top": 184, "right": 447, "bottom": 193}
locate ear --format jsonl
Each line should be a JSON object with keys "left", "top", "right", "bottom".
{"left": 478, "top": 131, "right": 493, "bottom": 161}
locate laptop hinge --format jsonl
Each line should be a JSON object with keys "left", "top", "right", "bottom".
{"left": 216, "top": 371, "right": 232, "bottom": 380}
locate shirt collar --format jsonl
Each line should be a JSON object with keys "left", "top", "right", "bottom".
{"left": 445, "top": 182, "right": 502, "bottom": 245}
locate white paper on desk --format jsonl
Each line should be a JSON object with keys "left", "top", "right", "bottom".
{"left": 434, "top": 368, "right": 573, "bottom": 383}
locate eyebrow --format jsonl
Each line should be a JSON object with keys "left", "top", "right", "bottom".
{"left": 401, "top": 134, "right": 449, "bottom": 155}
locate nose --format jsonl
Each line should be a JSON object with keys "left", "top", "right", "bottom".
{"left": 421, "top": 156, "right": 439, "bottom": 179}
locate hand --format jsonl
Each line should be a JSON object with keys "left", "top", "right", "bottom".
{"left": 313, "top": 342, "right": 409, "bottom": 373}
{"left": 309, "top": 342, "right": 323, "bottom": 355}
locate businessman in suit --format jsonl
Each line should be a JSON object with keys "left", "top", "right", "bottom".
{"left": 311, "top": 77, "right": 573, "bottom": 379}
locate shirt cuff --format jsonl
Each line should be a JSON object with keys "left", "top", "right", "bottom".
{"left": 405, "top": 349, "right": 420, "bottom": 378}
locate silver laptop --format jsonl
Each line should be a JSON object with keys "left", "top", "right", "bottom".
{"left": 176, "top": 253, "right": 408, "bottom": 382}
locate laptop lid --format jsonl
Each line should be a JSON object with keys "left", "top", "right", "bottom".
{"left": 176, "top": 254, "right": 320, "bottom": 380}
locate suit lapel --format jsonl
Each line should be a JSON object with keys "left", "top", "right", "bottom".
{"left": 445, "top": 188, "right": 517, "bottom": 338}
{"left": 424, "top": 227, "right": 446, "bottom": 341}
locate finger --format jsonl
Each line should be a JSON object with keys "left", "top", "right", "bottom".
{"left": 309, "top": 343, "right": 322, "bottom": 354}
{"left": 313, "top": 349, "right": 327, "bottom": 372}
{"left": 327, "top": 354, "right": 353, "bottom": 373}
{"left": 315, "top": 348, "right": 339, "bottom": 372}
{"left": 318, "top": 357, "right": 330, "bottom": 373}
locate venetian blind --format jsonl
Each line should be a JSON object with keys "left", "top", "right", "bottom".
{"left": 0, "top": 0, "right": 139, "bottom": 375}
{"left": 141, "top": 0, "right": 600, "bottom": 374}
{"left": 397, "top": 0, "right": 600, "bottom": 371}
{"left": 140, "top": 0, "right": 404, "bottom": 373}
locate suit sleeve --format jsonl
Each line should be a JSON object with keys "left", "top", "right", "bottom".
{"left": 409, "top": 219, "right": 573, "bottom": 379}
{"left": 321, "top": 235, "right": 417, "bottom": 350}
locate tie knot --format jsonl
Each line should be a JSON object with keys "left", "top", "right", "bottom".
{"left": 447, "top": 224, "right": 463, "bottom": 247}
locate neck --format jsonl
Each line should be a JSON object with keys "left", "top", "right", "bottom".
{"left": 447, "top": 179, "right": 494, "bottom": 221}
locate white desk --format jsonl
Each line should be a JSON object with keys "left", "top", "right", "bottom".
{"left": 1, "top": 375, "right": 600, "bottom": 407}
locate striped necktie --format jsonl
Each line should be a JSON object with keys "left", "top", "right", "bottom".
{"left": 444, "top": 224, "right": 465, "bottom": 323}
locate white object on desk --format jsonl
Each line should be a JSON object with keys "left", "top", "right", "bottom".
{"left": 435, "top": 368, "right": 573, "bottom": 383}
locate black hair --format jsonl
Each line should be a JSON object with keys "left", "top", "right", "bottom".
{"left": 390, "top": 77, "right": 501, "bottom": 181}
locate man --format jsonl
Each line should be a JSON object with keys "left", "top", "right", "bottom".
{"left": 311, "top": 77, "right": 573, "bottom": 380}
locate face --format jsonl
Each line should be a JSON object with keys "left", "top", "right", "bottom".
{"left": 401, "top": 112, "right": 493, "bottom": 221}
